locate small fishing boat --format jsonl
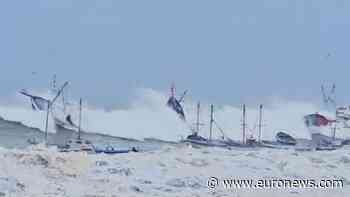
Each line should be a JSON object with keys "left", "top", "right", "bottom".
{"left": 342, "top": 139, "right": 350, "bottom": 145}
{"left": 58, "top": 99, "right": 96, "bottom": 153}
{"left": 27, "top": 137, "right": 39, "bottom": 145}
{"left": 59, "top": 138, "right": 95, "bottom": 153}
{"left": 183, "top": 137, "right": 228, "bottom": 148}
{"left": 94, "top": 146, "right": 139, "bottom": 154}
{"left": 223, "top": 104, "right": 262, "bottom": 148}
{"left": 275, "top": 131, "right": 297, "bottom": 145}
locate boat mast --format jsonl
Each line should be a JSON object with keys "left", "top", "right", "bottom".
{"left": 209, "top": 104, "right": 214, "bottom": 141}
{"left": 42, "top": 81, "right": 69, "bottom": 146}
{"left": 44, "top": 102, "right": 50, "bottom": 145}
{"left": 332, "top": 123, "right": 337, "bottom": 140}
{"left": 44, "top": 74, "right": 57, "bottom": 145}
{"left": 242, "top": 104, "right": 246, "bottom": 144}
{"left": 78, "top": 98, "right": 82, "bottom": 140}
{"left": 258, "top": 104, "right": 263, "bottom": 143}
{"left": 51, "top": 74, "right": 57, "bottom": 92}
{"left": 196, "top": 102, "right": 201, "bottom": 133}
{"left": 332, "top": 111, "right": 337, "bottom": 140}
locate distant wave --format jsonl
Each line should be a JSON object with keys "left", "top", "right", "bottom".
{"left": 0, "top": 88, "right": 348, "bottom": 142}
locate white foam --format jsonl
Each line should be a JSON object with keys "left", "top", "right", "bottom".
{"left": 0, "top": 145, "right": 349, "bottom": 196}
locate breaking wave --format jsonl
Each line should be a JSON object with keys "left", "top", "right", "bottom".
{"left": 0, "top": 88, "right": 348, "bottom": 142}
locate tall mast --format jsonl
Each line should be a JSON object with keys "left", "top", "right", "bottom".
{"left": 78, "top": 98, "right": 82, "bottom": 140}
{"left": 196, "top": 102, "right": 201, "bottom": 133}
{"left": 332, "top": 84, "right": 337, "bottom": 140}
{"left": 258, "top": 104, "right": 263, "bottom": 143}
{"left": 44, "top": 102, "right": 50, "bottom": 145}
{"left": 332, "top": 123, "right": 337, "bottom": 140}
{"left": 42, "top": 81, "right": 69, "bottom": 146}
{"left": 332, "top": 111, "right": 337, "bottom": 140}
{"left": 209, "top": 104, "right": 214, "bottom": 141}
{"left": 170, "top": 83, "right": 175, "bottom": 98}
{"left": 52, "top": 74, "right": 57, "bottom": 92}
{"left": 242, "top": 104, "right": 246, "bottom": 144}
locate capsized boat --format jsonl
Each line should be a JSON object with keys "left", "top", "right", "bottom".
{"left": 166, "top": 83, "right": 187, "bottom": 121}
{"left": 275, "top": 131, "right": 297, "bottom": 145}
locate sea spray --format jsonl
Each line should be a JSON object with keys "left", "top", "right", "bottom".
{"left": 0, "top": 88, "right": 348, "bottom": 142}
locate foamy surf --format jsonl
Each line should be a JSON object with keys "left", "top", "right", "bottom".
{"left": 0, "top": 145, "right": 349, "bottom": 196}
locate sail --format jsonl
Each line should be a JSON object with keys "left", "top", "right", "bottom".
{"left": 48, "top": 81, "right": 79, "bottom": 128}
{"left": 19, "top": 90, "right": 49, "bottom": 111}
{"left": 20, "top": 81, "right": 75, "bottom": 130}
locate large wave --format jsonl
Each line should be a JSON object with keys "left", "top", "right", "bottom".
{"left": 0, "top": 88, "right": 348, "bottom": 142}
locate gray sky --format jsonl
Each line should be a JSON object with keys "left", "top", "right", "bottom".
{"left": 1, "top": 0, "right": 349, "bottom": 107}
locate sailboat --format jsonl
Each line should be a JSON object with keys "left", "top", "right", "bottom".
{"left": 181, "top": 103, "right": 228, "bottom": 148}
{"left": 59, "top": 98, "right": 95, "bottom": 153}
{"left": 48, "top": 77, "right": 91, "bottom": 147}
{"left": 222, "top": 104, "right": 260, "bottom": 148}
{"left": 49, "top": 78, "right": 139, "bottom": 154}
{"left": 55, "top": 98, "right": 138, "bottom": 154}
{"left": 181, "top": 102, "right": 208, "bottom": 145}
{"left": 20, "top": 82, "right": 69, "bottom": 146}
{"left": 50, "top": 76, "right": 80, "bottom": 130}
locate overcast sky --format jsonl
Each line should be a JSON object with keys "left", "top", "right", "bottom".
{"left": 1, "top": 0, "right": 349, "bottom": 107}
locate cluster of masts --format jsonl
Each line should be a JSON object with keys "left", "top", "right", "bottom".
{"left": 186, "top": 101, "right": 265, "bottom": 147}
{"left": 20, "top": 81, "right": 71, "bottom": 144}
{"left": 21, "top": 78, "right": 140, "bottom": 154}
{"left": 166, "top": 83, "right": 266, "bottom": 146}
{"left": 169, "top": 83, "right": 350, "bottom": 150}
{"left": 20, "top": 76, "right": 350, "bottom": 151}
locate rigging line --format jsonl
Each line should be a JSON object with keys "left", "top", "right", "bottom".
{"left": 178, "top": 90, "right": 188, "bottom": 103}
{"left": 246, "top": 107, "right": 265, "bottom": 135}
{"left": 183, "top": 120, "right": 196, "bottom": 133}
{"left": 213, "top": 120, "right": 227, "bottom": 139}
